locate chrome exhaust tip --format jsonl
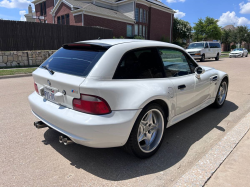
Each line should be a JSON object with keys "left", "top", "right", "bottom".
{"left": 62, "top": 137, "right": 74, "bottom": 145}
{"left": 59, "top": 135, "right": 66, "bottom": 143}
{"left": 34, "top": 121, "right": 47, "bottom": 129}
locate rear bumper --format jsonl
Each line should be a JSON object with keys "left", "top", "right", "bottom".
{"left": 28, "top": 92, "right": 141, "bottom": 148}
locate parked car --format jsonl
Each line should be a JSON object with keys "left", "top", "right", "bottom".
{"left": 186, "top": 41, "right": 221, "bottom": 62}
{"left": 29, "top": 39, "right": 229, "bottom": 158}
{"left": 229, "top": 48, "right": 248, "bottom": 58}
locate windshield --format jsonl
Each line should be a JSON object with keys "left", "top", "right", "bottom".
{"left": 187, "top": 43, "right": 205, "bottom": 49}
{"left": 40, "top": 47, "right": 106, "bottom": 77}
{"left": 233, "top": 48, "right": 243, "bottom": 51}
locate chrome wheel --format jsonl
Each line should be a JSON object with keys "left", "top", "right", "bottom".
{"left": 137, "top": 109, "right": 164, "bottom": 153}
{"left": 217, "top": 81, "right": 227, "bottom": 105}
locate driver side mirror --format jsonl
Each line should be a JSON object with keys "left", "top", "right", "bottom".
{"left": 195, "top": 67, "right": 205, "bottom": 79}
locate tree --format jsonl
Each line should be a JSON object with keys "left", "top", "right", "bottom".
{"left": 221, "top": 29, "right": 232, "bottom": 51}
{"left": 193, "top": 18, "right": 204, "bottom": 41}
{"left": 229, "top": 30, "right": 238, "bottom": 44}
{"left": 235, "top": 26, "right": 248, "bottom": 47}
{"left": 245, "top": 31, "right": 250, "bottom": 50}
{"left": 193, "top": 17, "right": 222, "bottom": 41}
{"left": 173, "top": 18, "right": 192, "bottom": 42}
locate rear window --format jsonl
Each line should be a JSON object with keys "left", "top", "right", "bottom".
{"left": 40, "top": 47, "right": 106, "bottom": 77}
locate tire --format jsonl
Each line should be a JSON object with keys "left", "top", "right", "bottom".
{"left": 213, "top": 79, "right": 228, "bottom": 108}
{"left": 246, "top": 53, "right": 248, "bottom": 57}
{"left": 124, "top": 103, "right": 166, "bottom": 158}
{"left": 215, "top": 53, "right": 219, "bottom": 61}
{"left": 200, "top": 54, "right": 205, "bottom": 62}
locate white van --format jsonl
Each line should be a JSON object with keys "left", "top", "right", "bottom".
{"left": 186, "top": 42, "right": 221, "bottom": 62}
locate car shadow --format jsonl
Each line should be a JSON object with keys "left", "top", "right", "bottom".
{"left": 43, "top": 100, "right": 238, "bottom": 181}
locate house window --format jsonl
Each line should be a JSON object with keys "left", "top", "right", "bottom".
{"left": 143, "top": 25, "right": 145, "bottom": 37}
{"left": 135, "top": 8, "right": 139, "bottom": 22}
{"left": 140, "top": 9, "right": 143, "bottom": 22}
{"left": 43, "top": 2, "right": 46, "bottom": 15}
{"left": 40, "top": 2, "right": 46, "bottom": 16}
{"left": 146, "top": 11, "right": 148, "bottom": 23}
{"left": 57, "top": 16, "right": 60, "bottom": 24}
{"left": 143, "top": 10, "right": 146, "bottom": 23}
{"left": 65, "top": 14, "right": 69, "bottom": 25}
{"left": 139, "top": 25, "right": 142, "bottom": 36}
{"left": 61, "top": 15, "right": 65, "bottom": 25}
{"left": 40, "top": 3, "right": 43, "bottom": 16}
{"left": 134, "top": 24, "right": 138, "bottom": 36}
{"left": 127, "top": 25, "right": 133, "bottom": 37}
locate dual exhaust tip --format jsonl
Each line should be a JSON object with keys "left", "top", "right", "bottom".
{"left": 59, "top": 135, "right": 74, "bottom": 145}
{"left": 34, "top": 121, "right": 74, "bottom": 145}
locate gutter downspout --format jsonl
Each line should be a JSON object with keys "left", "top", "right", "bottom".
{"left": 82, "top": 12, "right": 84, "bottom": 26}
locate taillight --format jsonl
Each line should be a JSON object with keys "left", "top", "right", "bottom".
{"left": 34, "top": 83, "right": 39, "bottom": 94}
{"left": 73, "top": 94, "right": 111, "bottom": 115}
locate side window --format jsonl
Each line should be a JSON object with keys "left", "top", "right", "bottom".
{"left": 158, "top": 48, "right": 197, "bottom": 77}
{"left": 205, "top": 42, "right": 209, "bottom": 48}
{"left": 113, "top": 49, "right": 164, "bottom": 79}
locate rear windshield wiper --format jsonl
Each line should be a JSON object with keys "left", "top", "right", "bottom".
{"left": 42, "top": 66, "right": 54, "bottom": 75}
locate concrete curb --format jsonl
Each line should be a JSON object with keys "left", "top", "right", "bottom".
{"left": 0, "top": 73, "right": 32, "bottom": 79}
{"left": 173, "top": 112, "right": 250, "bottom": 187}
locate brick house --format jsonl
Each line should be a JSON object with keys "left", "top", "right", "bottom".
{"left": 32, "top": 0, "right": 175, "bottom": 41}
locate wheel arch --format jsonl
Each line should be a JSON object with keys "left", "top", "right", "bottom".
{"left": 143, "top": 99, "right": 170, "bottom": 122}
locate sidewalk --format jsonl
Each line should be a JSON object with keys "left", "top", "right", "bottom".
{"left": 206, "top": 129, "right": 250, "bottom": 187}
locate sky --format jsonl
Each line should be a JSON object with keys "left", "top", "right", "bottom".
{"left": 0, "top": 0, "right": 250, "bottom": 28}
{"left": 168, "top": 0, "right": 250, "bottom": 27}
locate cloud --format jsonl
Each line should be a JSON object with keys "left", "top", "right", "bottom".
{"left": 166, "top": 0, "right": 185, "bottom": 3}
{"left": 240, "top": 1, "right": 250, "bottom": 14}
{"left": 174, "top": 10, "right": 186, "bottom": 18}
{"left": 218, "top": 11, "right": 250, "bottom": 27}
{"left": 19, "top": 10, "right": 26, "bottom": 21}
{"left": 0, "top": 0, "right": 31, "bottom": 9}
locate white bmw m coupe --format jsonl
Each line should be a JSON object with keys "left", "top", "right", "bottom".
{"left": 29, "top": 39, "right": 228, "bottom": 158}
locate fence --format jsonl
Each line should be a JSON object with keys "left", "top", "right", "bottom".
{"left": 0, "top": 20, "right": 113, "bottom": 51}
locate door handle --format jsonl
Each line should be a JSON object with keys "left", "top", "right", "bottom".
{"left": 178, "top": 85, "right": 186, "bottom": 89}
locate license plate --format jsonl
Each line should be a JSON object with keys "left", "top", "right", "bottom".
{"left": 44, "top": 87, "right": 57, "bottom": 102}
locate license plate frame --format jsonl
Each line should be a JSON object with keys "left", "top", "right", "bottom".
{"left": 44, "top": 86, "right": 58, "bottom": 102}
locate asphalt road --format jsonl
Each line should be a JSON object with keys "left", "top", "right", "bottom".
{"left": 1, "top": 57, "right": 250, "bottom": 186}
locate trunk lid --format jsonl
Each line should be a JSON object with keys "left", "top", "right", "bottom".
{"left": 33, "top": 68, "right": 85, "bottom": 109}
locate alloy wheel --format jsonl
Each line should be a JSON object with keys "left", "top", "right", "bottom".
{"left": 217, "top": 81, "right": 227, "bottom": 105}
{"left": 137, "top": 109, "right": 164, "bottom": 153}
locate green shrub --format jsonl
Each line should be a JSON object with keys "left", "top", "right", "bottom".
{"left": 133, "top": 36, "right": 145, "bottom": 40}
{"left": 231, "top": 44, "right": 236, "bottom": 50}
{"left": 161, "top": 36, "right": 170, "bottom": 43}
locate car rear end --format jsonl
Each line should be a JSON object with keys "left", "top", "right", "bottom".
{"left": 28, "top": 43, "right": 139, "bottom": 148}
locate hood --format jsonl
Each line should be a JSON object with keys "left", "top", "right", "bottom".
{"left": 230, "top": 51, "right": 243, "bottom": 54}
{"left": 186, "top": 49, "right": 203, "bottom": 53}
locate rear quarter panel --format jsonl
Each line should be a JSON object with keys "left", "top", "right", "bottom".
{"left": 80, "top": 78, "right": 177, "bottom": 120}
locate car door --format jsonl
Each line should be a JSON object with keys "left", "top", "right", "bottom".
{"left": 204, "top": 42, "right": 210, "bottom": 58}
{"left": 208, "top": 42, "right": 214, "bottom": 58}
{"left": 158, "top": 48, "right": 210, "bottom": 116}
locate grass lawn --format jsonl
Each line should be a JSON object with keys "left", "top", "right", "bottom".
{"left": 0, "top": 67, "right": 37, "bottom": 76}
{"left": 221, "top": 51, "right": 230, "bottom": 58}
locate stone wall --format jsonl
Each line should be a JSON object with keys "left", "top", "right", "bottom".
{"left": 0, "top": 50, "right": 56, "bottom": 67}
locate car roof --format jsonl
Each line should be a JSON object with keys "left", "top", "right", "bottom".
{"left": 76, "top": 39, "right": 163, "bottom": 46}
